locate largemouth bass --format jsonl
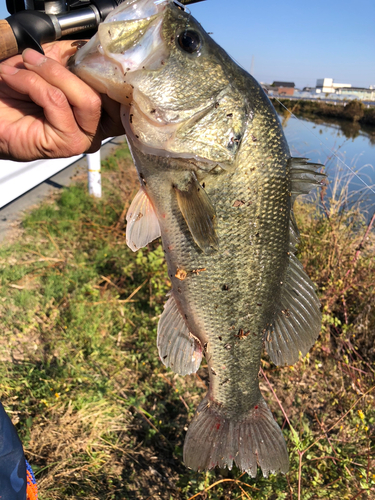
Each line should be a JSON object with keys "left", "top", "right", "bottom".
{"left": 69, "top": 0, "right": 323, "bottom": 478}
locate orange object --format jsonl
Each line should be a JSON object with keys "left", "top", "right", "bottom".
{"left": 26, "top": 467, "right": 38, "bottom": 500}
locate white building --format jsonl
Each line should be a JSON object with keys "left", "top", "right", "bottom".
{"left": 315, "top": 78, "right": 352, "bottom": 94}
{"left": 335, "top": 87, "right": 375, "bottom": 100}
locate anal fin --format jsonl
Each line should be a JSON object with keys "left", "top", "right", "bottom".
{"left": 175, "top": 174, "right": 218, "bottom": 255}
{"left": 126, "top": 187, "right": 161, "bottom": 252}
{"left": 157, "top": 294, "right": 202, "bottom": 376}
{"left": 266, "top": 253, "right": 321, "bottom": 366}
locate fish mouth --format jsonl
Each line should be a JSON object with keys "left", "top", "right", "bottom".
{"left": 69, "top": 0, "right": 227, "bottom": 169}
{"left": 69, "top": 0, "right": 171, "bottom": 94}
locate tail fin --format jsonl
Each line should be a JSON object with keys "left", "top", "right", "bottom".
{"left": 183, "top": 397, "right": 288, "bottom": 478}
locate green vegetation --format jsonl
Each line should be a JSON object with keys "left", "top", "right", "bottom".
{"left": 0, "top": 142, "right": 374, "bottom": 499}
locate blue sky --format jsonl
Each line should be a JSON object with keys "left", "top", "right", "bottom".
{"left": 188, "top": 0, "right": 375, "bottom": 89}
{"left": 1, "top": 0, "right": 374, "bottom": 89}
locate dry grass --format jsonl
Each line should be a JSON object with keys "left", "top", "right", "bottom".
{"left": 0, "top": 140, "right": 374, "bottom": 500}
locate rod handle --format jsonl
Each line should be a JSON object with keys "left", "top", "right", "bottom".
{"left": 0, "top": 20, "right": 18, "bottom": 61}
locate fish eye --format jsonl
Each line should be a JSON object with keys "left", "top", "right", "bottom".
{"left": 177, "top": 30, "right": 202, "bottom": 54}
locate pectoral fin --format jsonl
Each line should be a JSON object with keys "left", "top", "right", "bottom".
{"left": 175, "top": 176, "right": 218, "bottom": 254}
{"left": 126, "top": 187, "right": 161, "bottom": 252}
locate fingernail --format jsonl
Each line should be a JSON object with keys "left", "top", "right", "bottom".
{"left": 22, "top": 48, "right": 47, "bottom": 66}
{"left": 71, "top": 40, "right": 87, "bottom": 49}
{"left": 0, "top": 64, "right": 19, "bottom": 75}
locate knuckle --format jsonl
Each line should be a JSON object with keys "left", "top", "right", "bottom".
{"left": 46, "top": 86, "right": 67, "bottom": 108}
{"left": 69, "top": 135, "right": 90, "bottom": 156}
{"left": 85, "top": 93, "right": 102, "bottom": 115}
{"left": 41, "top": 134, "right": 87, "bottom": 159}
{"left": 27, "top": 72, "right": 40, "bottom": 88}
{"left": 46, "top": 61, "right": 62, "bottom": 80}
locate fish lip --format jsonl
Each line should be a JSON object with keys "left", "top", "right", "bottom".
{"left": 70, "top": 0, "right": 171, "bottom": 73}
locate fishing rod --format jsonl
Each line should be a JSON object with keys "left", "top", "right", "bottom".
{"left": 0, "top": 0, "right": 205, "bottom": 61}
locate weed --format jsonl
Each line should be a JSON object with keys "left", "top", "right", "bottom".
{"left": 0, "top": 141, "right": 374, "bottom": 499}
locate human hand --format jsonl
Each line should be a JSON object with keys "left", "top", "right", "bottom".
{"left": 0, "top": 41, "right": 124, "bottom": 162}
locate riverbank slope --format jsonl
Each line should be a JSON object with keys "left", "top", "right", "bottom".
{"left": 272, "top": 98, "right": 375, "bottom": 127}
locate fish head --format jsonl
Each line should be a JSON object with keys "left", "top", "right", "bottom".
{"left": 69, "top": 0, "right": 247, "bottom": 167}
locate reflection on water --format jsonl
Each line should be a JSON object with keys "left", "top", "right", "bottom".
{"left": 279, "top": 111, "right": 375, "bottom": 217}
{"left": 280, "top": 109, "right": 375, "bottom": 145}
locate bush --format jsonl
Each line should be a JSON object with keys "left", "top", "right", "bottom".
{"left": 343, "top": 100, "right": 365, "bottom": 122}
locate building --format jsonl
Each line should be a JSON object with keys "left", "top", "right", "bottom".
{"left": 272, "top": 81, "right": 295, "bottom": 96}
{"left": 313, "top": 78, "right": 375, "bottom": 100}
{"left": 272, "top": 81, "right": 295, "bottom": 88}
{"left": 335, "top": 87, "right": 375, "bottom": 100}
{"left": 316, "top": 78, "right": 351, "bottom": 94}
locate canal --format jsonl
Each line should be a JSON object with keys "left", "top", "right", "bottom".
{"left": 278, "top": 109, "right": 375, "bottom": 218}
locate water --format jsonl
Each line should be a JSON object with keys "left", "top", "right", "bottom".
{"left": 279, "top": 112, "right": 375, "bottom": 218}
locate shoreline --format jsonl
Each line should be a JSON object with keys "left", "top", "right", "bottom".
{"left": 271, "top": 98, "right": 375, "bottom": 127}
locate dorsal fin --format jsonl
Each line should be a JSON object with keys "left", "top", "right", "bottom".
{"left": 265, "top": 253, "right": 321, "bottom": 366}
{"left": 289, "top": 157, "right": 325, "bottom": 250}
{"left": 289, "top": 157, "right": 325, "bottom": 204}
{"left": 265, "top": 158, "right": 324, "bottom": 366}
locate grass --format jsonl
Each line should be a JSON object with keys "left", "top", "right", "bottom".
{"left": 0, "top": 140, "right": 374, "bottom": 500}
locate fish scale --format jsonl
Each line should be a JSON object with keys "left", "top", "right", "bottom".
{"left": 129, "top": 99, "right": 289, "bottom": 415}
{"left": 69, "top": 0, "right": 324, "bottom": 478}
{"left": 124, "top": 89, "right": 293, "bottom": 473}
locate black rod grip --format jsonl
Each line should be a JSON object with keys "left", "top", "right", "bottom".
{"left": 5, "top": 11, "right": 57, "bottom": 57}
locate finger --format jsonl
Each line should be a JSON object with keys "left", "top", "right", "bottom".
{"left": 22, "top": 48, "right": 101, "bottom": 136}
{"left": 0, "top": 40, "right": 78, "bottom": 68}
{"left": 0, "top": 68, "right": 35, "bottom": 102}
{"left": 43, "top": 40, "right": 83, "bottom": 65}
{"left": 0, "top": 53, "right": 25, "bottom": 70}
{"left": 100, "top": 94, "right": 125, "bottom": 138}
{"left": 0, "top": 64, "right": 82, "bottom": 137}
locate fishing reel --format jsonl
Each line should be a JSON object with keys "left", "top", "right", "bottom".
{"left": 0, "top": 0, "right": 205, "bottom": 61}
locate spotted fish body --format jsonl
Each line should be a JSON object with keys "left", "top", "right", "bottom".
{"left": 69, "top": 0, "right": 323, "bottom": 477}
